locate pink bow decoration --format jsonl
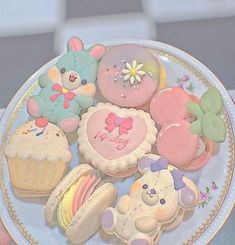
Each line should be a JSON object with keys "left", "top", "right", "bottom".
{"left": 50, "top": 83, "right": 76, "bottom": 109}
{"left": 105, "top": 113, "right": 133, "bottom": 135}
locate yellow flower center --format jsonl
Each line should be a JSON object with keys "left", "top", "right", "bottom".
{"left": 130, "top": 68, "right": 137, "bottom": 76}
{"left": 62, "top": 88, "right": 68, "bottom": 94}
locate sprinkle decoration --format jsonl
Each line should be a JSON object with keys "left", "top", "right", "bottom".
{"left": 36, "top": 128, "right": 45, "bottom": 136}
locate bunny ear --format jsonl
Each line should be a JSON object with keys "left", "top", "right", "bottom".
{"left": 67, "top": 37, "right": 84, "bottom": 52}
{"left": 89, "top": 44, "right": 106, "bottom": 61}
{"left": 138, "top": 154, "right": 162, "bottom": 175}
{"left": 178, "top": 177, "right": 199, "bottom": 209}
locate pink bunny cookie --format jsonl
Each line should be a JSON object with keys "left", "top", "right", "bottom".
{"left": 100, "top": 154, "right": 199, "bottom": 245}
{"left": 97, "top": 44, "right": 166, "bottom": 108}
{"left": 77, "top": 103, "right": 157, "bottom": 177}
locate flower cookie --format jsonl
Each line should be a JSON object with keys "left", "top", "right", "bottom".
{"left": 45, "top": 164, "right": 117, "bottom": 244}
{"left": 4, "top": 119, "right": 72, "bottom": 197}
{"left": 27, "top": 37, "right": 106, "bottom": 133}
{"left": 97, "top": 44, "right": 166, "bottom": 108}
{"left": 77, "top": 103, "right": 157, "bottom": 177}
{"left": 101, "top": 154, "right": 199, "bottom": 245}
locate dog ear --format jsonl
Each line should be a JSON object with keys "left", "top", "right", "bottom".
{"left": 138, "top": 154, "right": 162, "bottom": 175}
{"left": 67, "top": 37, "right": 84, "bottom": 52}
{"left": 89, "top": 44, "right": 106, "bottom": 60}
{"left": 178, "top": 177, "right": 199, "bottom": 209}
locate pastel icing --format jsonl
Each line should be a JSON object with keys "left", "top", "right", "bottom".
{"left": 187, "top": 87, "right": 226, "bottom": 143}
{"left": 150, "top": 87, "right": 192, "bottom": 126}
{"left": 57, "top": 174, "right": 101, "bottom": 230}
{"left": 27, "top": 37, "right": 106, "bottom": 133}
{"left": 97, "top": 44, "right": 161, "bottom": 107}
{"left": 4, "top": 120, "right": 71, "bottom": 163}
{"left": 101, "top": 154, "right": 199, "bottom": 244}
{"left": 78, "top": 103, "right": 158, "bottom": 176}
{"left": 156, "top": 119, "right": 199, "bottom": 166}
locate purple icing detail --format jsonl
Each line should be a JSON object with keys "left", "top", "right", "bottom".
{"left": 130, "top": 239, "right": 150, "bottom": 245}
{"left": 180, "top": 186, "right": 196, "bottom": 206}
{"left": 151, "top": 157, "right": 168, "bottom": 172}
{"left": 115, "top": 116, "right": 125, "bottom": 126}
{"left": 100, "top": 210, "right": 114, "bottom": 229}
{"left": 170, "top": 169, "right": 185, "bottom": 190}
{"left": 138, "top": 157, "right": 155, "bottom": 170}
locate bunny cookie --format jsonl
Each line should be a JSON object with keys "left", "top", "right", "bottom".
{"left": 27, "top": 37, "right": 106, "bottom": 133}
{"left": 101, "top": 154, "right": 199, "bottom": 245}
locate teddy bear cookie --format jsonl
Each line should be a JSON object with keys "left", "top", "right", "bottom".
{"left": 150, "top": 87, "right": 226, "bottom": 171}
{"left": 27, "top": 37, "right": 106, "bottom": 133}
{"left": 100, "top": 154, "right": 199, "bottom": 245}
{"left": 4, "top": 119, "right": 72, "bottom": 197}
{"left": 97, "top": 43, "right": 166, "bottom": 108}
{"left": 77, "top": 103, "right": 157, "bottom": 177}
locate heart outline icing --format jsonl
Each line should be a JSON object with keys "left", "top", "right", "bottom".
{"left": 77, "top": 103, "right": 158, "bottom": 176}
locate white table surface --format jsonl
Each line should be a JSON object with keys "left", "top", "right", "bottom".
{"left": 0, "top": 90, "right": 234, "bottom": 245}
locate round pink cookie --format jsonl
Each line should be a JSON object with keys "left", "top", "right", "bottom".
{"left": 182, "top": 139, "right": 213, "bottom": 171}
{"left": 97, "top": 44, "right": 160, "bottom": 107}
{"left": 150, "top": 87, "right": 192, "bottom": 126}
{"left": 156, "top": 119, "right": 199, "bottom": 167}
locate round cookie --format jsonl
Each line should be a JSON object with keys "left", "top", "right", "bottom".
{"left": 45, "top": 164, "right": 117, "bottom": 244}
{"left": 156, "top": 119, "right": 212, "bottom": 170}
{"left": 97, "top": 44, "right": 164, "bottom": 107}
{"left": 150, "top": 87, "right": 192, "bottom": 126}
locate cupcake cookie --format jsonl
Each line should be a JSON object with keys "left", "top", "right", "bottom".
{"left": 77, "top": 103, "right": 157, "bottom": 177}
{"left": 45, "top": 164, "right": 117, "bottom": 244}
{"left": 97, "top": 44, "right": 166, "bottom": 108}
{"left": 101, "top": 154, "right": 199, "bottom": 245}
{"left": 4, "top": 119, "right": 72, "bottom": 197}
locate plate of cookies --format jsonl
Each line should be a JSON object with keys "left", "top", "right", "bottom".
{"left": 0, "top": 38, "right": 234, "bottom": 245}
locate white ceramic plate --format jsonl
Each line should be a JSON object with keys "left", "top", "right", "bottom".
{"left": 0, "top": 40, "right": 234, "bottom": 245}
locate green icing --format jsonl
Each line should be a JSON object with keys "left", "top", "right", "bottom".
{"left": 202, "top": 112, "right": 226, "bottom": 143}
{"left": 190, "top": 118, "right": 202, "bottom": 135}
{"left": 186, "top": 87, "right": 226, "bottom": 143}
{"left": 200, "top": 87, "right": 223, "bottom": 114}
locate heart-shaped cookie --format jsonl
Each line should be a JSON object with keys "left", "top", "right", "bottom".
{"left": 78, "top": 103, "right": 157, "bottom": 177}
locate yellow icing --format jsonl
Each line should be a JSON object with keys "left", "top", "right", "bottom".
{"left": 57, "top": 175, "right": 86, "bottom": 230}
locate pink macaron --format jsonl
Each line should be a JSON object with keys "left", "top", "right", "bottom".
{"left": 150, "top": 87, "right": 192, "bottom": 126}
{"left": 156, "top": 119, "right": 212, "bottom": 171}
{"left": 97, "top": 44, "right": 162, "bottom": 107}
{"left": 0, "top": 221, "right": 11, "bottom": 245}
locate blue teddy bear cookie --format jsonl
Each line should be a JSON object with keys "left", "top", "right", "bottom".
{"left": 27, "top": 37, "right": 106, "bottom": 133}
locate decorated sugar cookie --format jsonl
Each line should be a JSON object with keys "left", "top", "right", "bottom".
{"left": 97, "top": 44, "right": 166, "bottom": 108}
{"left": 101, "top": 154, "right": 199, "bottom": 245}
{"left": 4, "top": 119, "right": 72, "bottom": 197}
{"left": 45, "top": 164, "right": 117, "bottom": 244}
{"left": 27, "top": 37, "right": 106, "bottom": 133}
{"left": 77, "top": 103, "right": 158, "bottom": 177}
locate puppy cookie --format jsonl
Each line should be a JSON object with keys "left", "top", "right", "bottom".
{"left": 4, "top": 119, "right": 71, "bottom": 197}
{"left": 27, "top": 37, "right": 106, "bottom": 133}
{"left": 97, "top": 44, "right": 166, "bottom": 108}
{"left": 45, "top": 164, "right": 117, "bottom": 244}
{"left": 101, "top": 154, "right": 199, "bottom": 245}
{"left": 77, "top": 103, "right": 157, "bottom": 177}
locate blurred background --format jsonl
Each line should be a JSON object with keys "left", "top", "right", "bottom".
{"left": 0, "top": 0, "right": 235, "bottom": 107}
{"left": 0, "top": 1, "right": 234, "bottom": 244}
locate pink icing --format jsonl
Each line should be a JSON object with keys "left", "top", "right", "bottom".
{"left": 83, "top": 177, "right": 101, "bottom": 202}
{"left": 150, "top": 87, "right": 191, "bottom": 126}
{"left": 97, "top": 44, "right": 159, "bottom": 107}
{"left": 86, "top": 109, "right": 147, "bottom": 160}
{"left": 156, "top": 119, "right": 199, "bottom": 166}
{"left": 72, "top": 175, "right": 91, "bottom": 215}
{"left": 105, "top": 113, "right": 133, "bottom": 135}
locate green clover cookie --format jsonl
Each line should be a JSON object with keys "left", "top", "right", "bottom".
{"left": 186, "top": 87, "right": 226, "bottom": 143}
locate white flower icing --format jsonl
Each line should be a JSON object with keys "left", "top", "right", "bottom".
{"left": 4, "top": 120, "right": 72, "bottom": 163}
